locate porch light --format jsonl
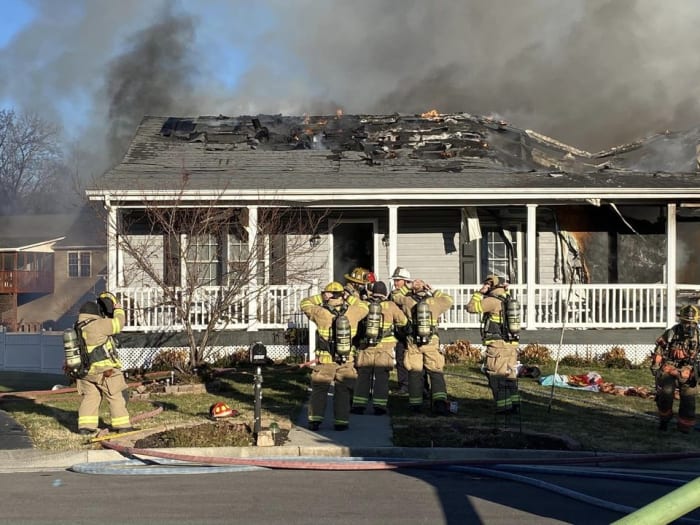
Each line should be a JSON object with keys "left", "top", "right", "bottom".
{"left": 309, "top": 234, "right": 321, "bottom": 248}
{"left": 381, "top": 234, "right": 390, "bottom": 248}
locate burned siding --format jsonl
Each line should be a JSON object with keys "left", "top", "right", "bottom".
{"left": 555, "top": 205, "right": 665, "bottom": 284}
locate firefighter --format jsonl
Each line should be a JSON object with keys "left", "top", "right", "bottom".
{"left": 300, "top": 281, "right": 369, "bottom": 431}
{"left": 390, "top": 267, "right": 413, "bottom": 395}
{"left": 75, "top": 292, "right": 132, "bottom": 435}
{"left": 343, "top": 266, "right": 374, "bottom": 300}
{"left": 392, "top": 276, "right": 453, "bottom": 415}
{"left": 351, "top": 281, "right": 408, "bottom": 415}
{"left": 651, "top": 304, "right": 700, "bottom": 433}
{"left": 467, "top": 275, "right": 521, "bottom": 414}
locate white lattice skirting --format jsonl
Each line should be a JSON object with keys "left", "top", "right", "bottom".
{"left": 116, "top": 343, "right": 655, "bottom": 369}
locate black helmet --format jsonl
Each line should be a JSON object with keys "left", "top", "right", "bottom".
{"left": 79, "top": 301, "right": 101, "bottom": 316}
{"left": 679, "top": 304, "right": 700, "bottom": 323}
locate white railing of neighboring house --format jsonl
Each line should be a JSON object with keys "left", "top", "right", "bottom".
{"left": 115, "top": 282, "right": 675, "bottom": 332}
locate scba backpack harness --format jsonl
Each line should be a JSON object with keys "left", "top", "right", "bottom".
{"left": 408, "top": 293, "right": 435, "bottom": 346}
{"left": 481, "top": 293, "right": 521, "bottom": 343}
{"left": 63, "top": 319, "right": 96, "bottom": 378}
{"left": 319, "top": 303, "right": 352, "bottom": 361}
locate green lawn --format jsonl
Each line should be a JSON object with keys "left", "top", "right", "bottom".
{"left": 0, "top": 363, "right": 697, "bottom": 454}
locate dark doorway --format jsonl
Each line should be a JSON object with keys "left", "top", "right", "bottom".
{"left": 333, "top": 223, "right": 374, "bottom": 282}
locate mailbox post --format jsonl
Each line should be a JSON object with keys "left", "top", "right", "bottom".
{"left": 249, "top": 342, "right": 267, "bottom": 441}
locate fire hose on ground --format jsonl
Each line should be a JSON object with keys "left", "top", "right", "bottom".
{"left": 73, "top": 441, "right": 700, "bottom": 523}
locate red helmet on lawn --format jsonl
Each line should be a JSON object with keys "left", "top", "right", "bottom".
{"left": 210, "top": 401, "right": 234, "bottom": 418}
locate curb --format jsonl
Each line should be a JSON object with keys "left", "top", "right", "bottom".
{"left": 3, "top": 445, "right": 700, "bottom": 473}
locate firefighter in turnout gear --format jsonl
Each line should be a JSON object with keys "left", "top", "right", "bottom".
{"left": 344, "top": 266, "right": 374, "bottom": 300}
{"left": 301, "top": 281, "right": 369, "bottom": 431}
{"left": 392, "top": 277, "right": 453, "bottom": 415}
{"left": 390, "top": 267, "right": 413, "bottom": 395}
{"left": 467, "top": 275, "right": 521, "bottom": 414}
{"left": 651, "top": 304, "right": 700, "bottom": 433}
{"left": 351, "top": 281, "right": 408, "bottom": 415}
{"left": 75, "top": 293, "right": 132, "bottom": 435}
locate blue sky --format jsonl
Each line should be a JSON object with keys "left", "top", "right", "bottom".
{"left": 0, "top": 0, "right": 34, "bottom": 47}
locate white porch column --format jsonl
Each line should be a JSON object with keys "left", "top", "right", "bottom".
{"left": 307, "top": 279, "right": 319, "bottom": 362}
{"left": 247, "top": 205, "right": 259, "bottom": 332}
{"left": 388, "top": 205, "right": 398, "bottom": 278}
{"left": 106, "top": 200, "right": 118, "bottom": 291}
{"left": 526, "top": 204, "right": 537, "bottom": 328}
{"left": 666, "top": 203, "right": 677, "bottom": 327}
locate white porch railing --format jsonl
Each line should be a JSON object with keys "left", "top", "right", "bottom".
{"left": 115, "top": 283, "right": 676, "bottom": 332}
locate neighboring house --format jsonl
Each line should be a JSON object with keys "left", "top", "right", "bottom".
{"left": 0, "top": 207, "right": 107, "bottom": 331}
{"left": 84, "top": 112, "right": 700, "bottom": 358}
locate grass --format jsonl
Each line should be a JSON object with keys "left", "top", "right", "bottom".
{"left": 0, "top": 364, "right": 309, "bottom": 450}
{"left": 0, "top": 362, "right": 697, "bottom": 453}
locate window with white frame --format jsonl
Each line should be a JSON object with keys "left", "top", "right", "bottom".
{"left": 226, "top": 232, "right": 249, "bottom": 284}
{"left": 186, "top": 234, "right": 220, "bottom": 286}
{"left": 68, "top": 251, "right": 91, "bottom": 278}
{"left": 480, "top": 228, "right": 521, "bottom": 283}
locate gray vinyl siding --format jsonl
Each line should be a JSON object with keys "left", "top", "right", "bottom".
{"left": 537, "top": 230, "right": 558, "bottom": 284}
{"left": 396, "top": 208, "right": 460, "bottom": 285}
{"left": 287, "top": 234, "right": 329, "bottom": 287}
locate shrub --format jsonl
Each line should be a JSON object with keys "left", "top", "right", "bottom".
{"left": 443, "top": 340, "right": 482, "bottom": 364}
{"left": 559, "top": 354, "right": 593, "bottom": 367}
{"left": 210, "top": 348, "right": 250, "bottom": 368}
{"left": 150, "top": 348, "right": 189, "bottom": 371}
{"left": 597, "top": 346, "right": 633, "bottom": 369}
{"left": 519, "top": 343, "right": 553, "bottom": 364}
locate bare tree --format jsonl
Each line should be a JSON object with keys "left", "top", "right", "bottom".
{"left": 106, "top": 172, "right": 328, "bottom": 372}
{"left": 0, "top": 109, "right": 66, "bottom": 214}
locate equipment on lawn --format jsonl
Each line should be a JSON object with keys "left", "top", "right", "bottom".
{"left": 210, "top": 401, "right": 234, "bottom": 418}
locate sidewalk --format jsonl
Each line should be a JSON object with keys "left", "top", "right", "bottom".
{"left": 287, "top": 388, "right": 393, "bottom": 449}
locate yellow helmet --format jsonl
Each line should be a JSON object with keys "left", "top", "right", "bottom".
{"left": 679, "top": 304, "right": 700, "bottom": 322}
{"left": 324, "top": 281, "right": 344, "bottom": 293}
{"left": 344, "top": 267, "right": 371, "bottom": 284}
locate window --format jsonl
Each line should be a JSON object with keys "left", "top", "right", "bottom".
{"left": 68, "top": 252, "right": 91, "bottom": 278}
{"left": 226, "top": 232, "right": 249, "bottom": 284}
{"left": 480, "top": 228, "right": 521, "bottom": 283}
{"left": 186, "top": 234, "right": 221, "bottom": 286}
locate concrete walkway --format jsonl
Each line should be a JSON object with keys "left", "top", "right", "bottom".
{"left": 287, "top": 388, "right": 393, "bottom": 448}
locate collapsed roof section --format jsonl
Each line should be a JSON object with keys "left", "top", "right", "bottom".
{"left": 155, "top": 112, "right": 600, "bottom": 173}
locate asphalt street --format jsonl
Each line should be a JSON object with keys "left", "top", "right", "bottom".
{"left": 3, "top": 466, "right": 699, "bottom": 525}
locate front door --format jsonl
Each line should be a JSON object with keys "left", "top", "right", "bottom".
{"left": 333, "top": 222, "right": 374, "bottom": 283}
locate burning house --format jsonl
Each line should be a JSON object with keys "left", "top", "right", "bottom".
{"left": 85, "top": 112, "right": 700, "bottom": 364}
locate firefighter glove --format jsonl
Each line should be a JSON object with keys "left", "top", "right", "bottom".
{"left": 662, "top": 363, "right": 678, "bottom": 376}
{"left": 680, "top": 366, "right": 693, "bottom": 383}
